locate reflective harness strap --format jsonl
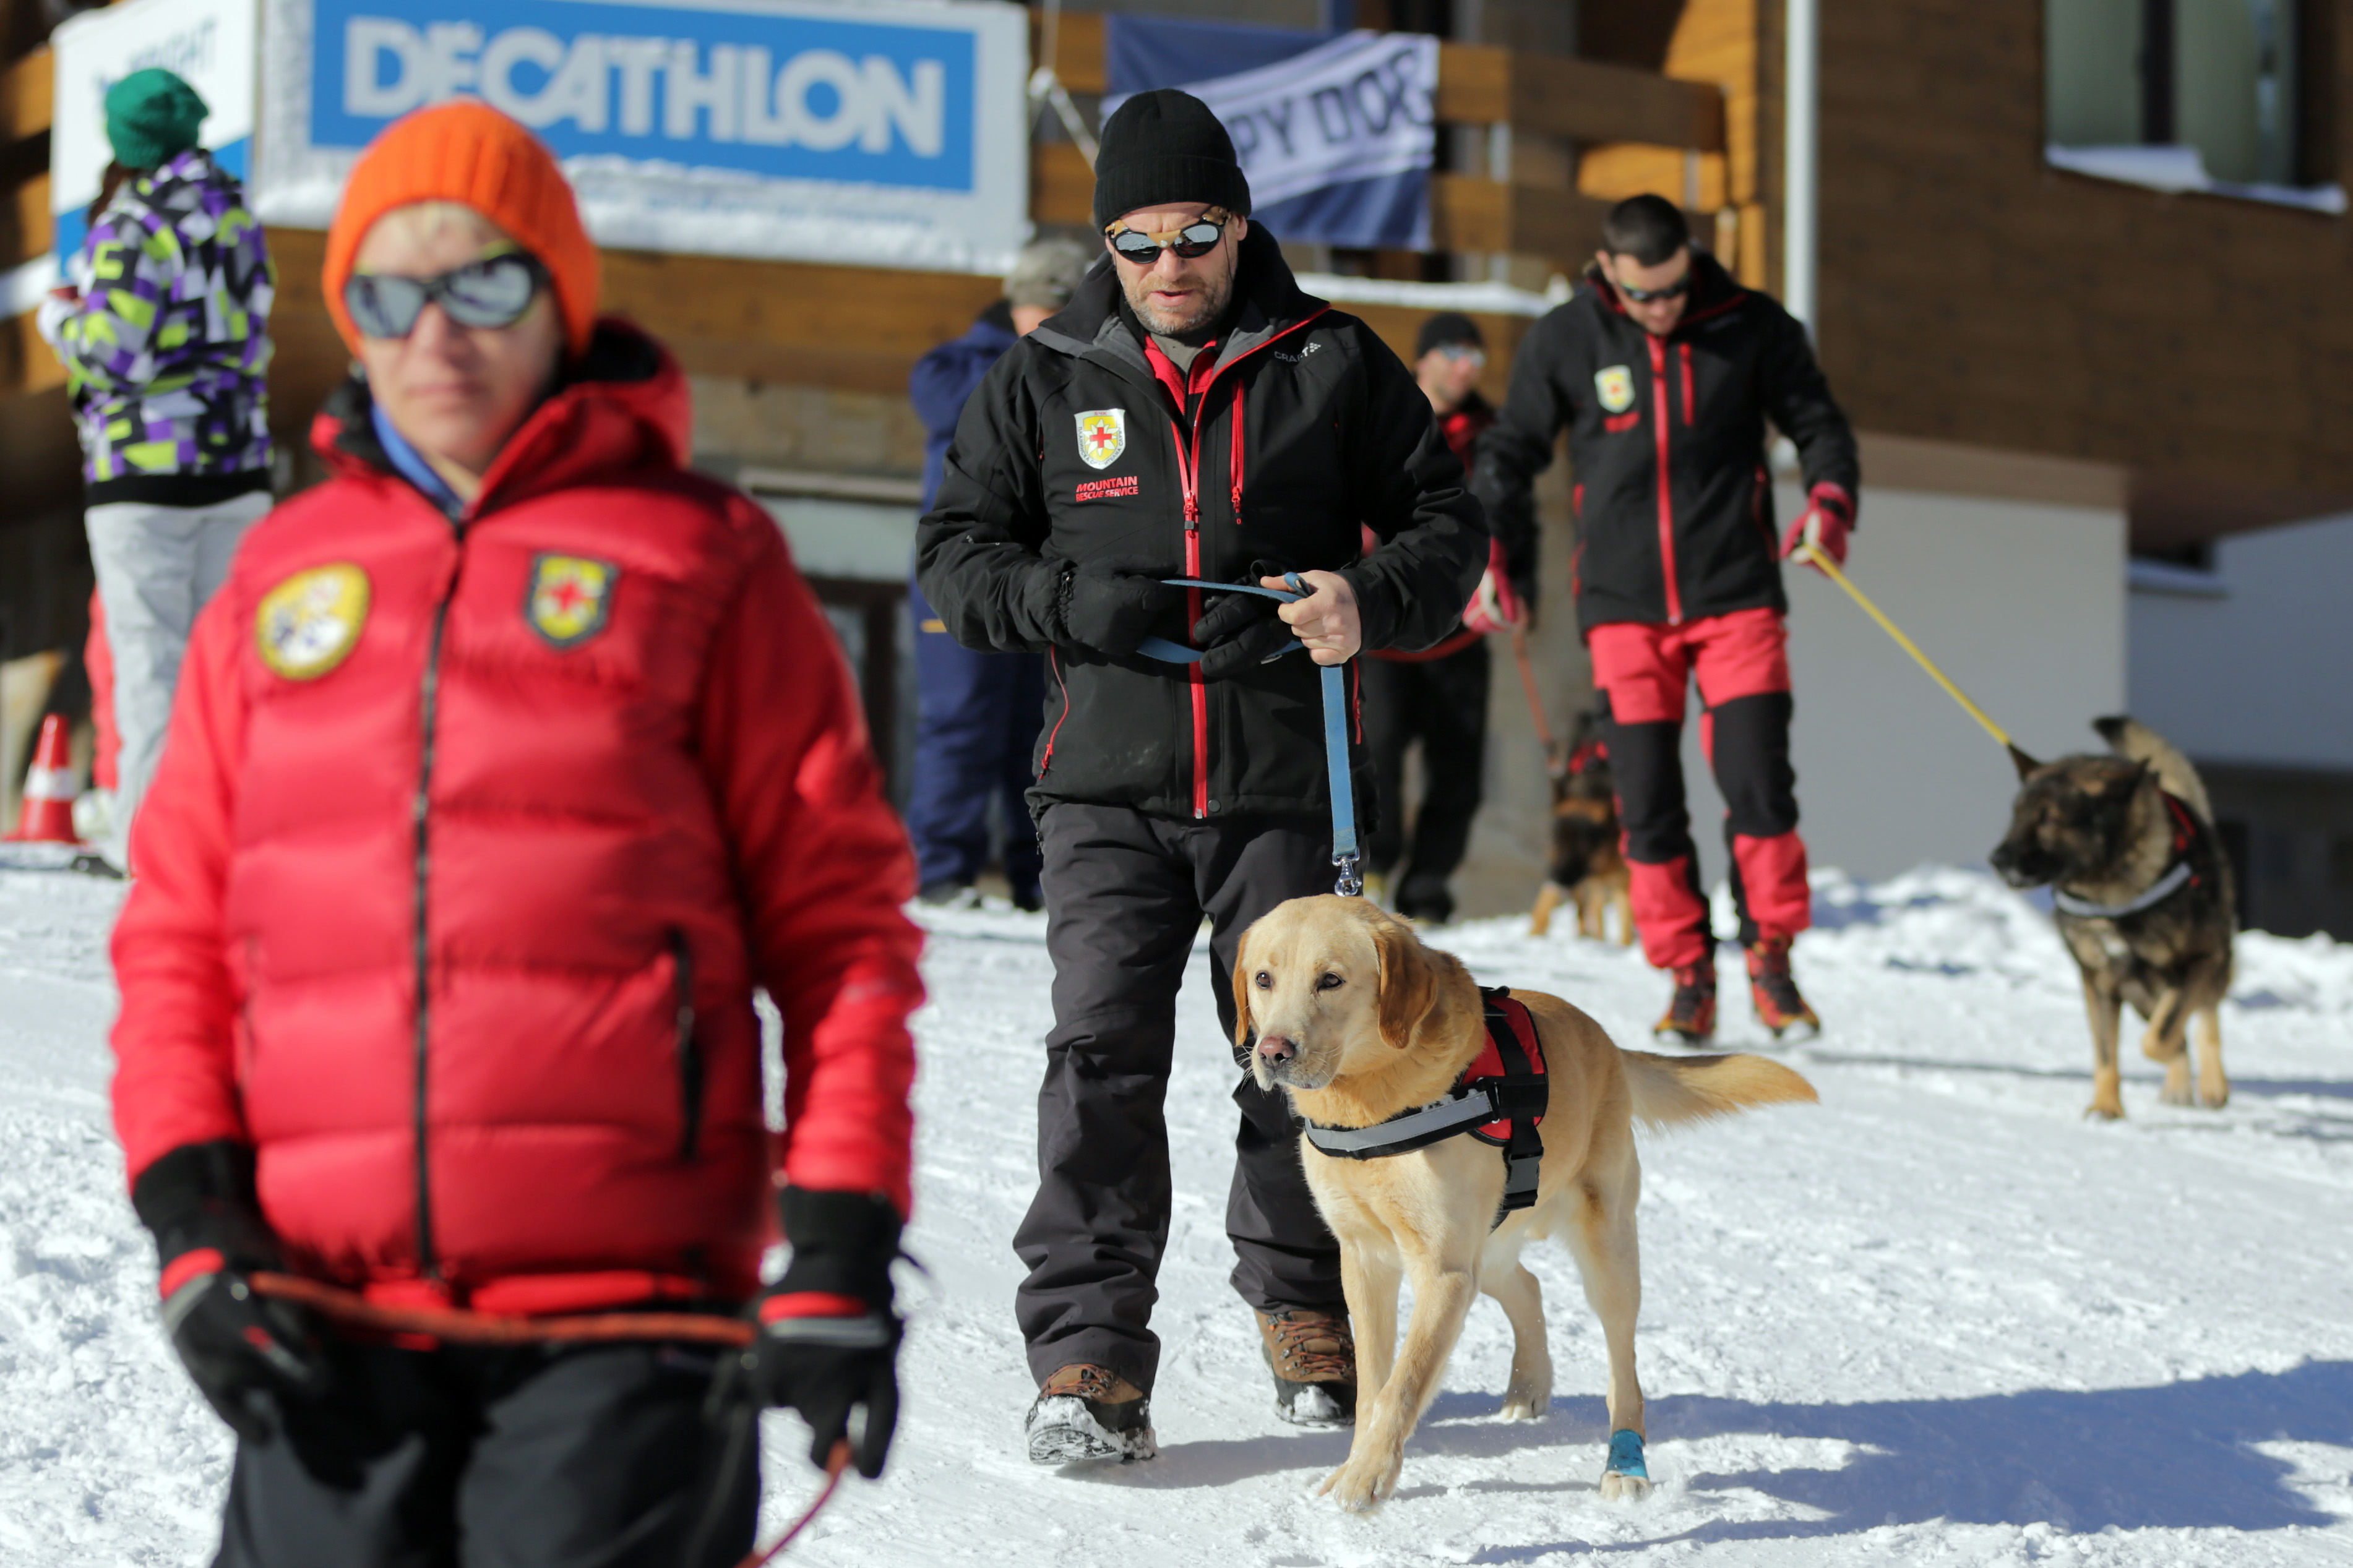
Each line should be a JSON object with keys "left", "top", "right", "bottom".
{"left": 1138, "top": 575, "right": 1360, "bottom": 896}
{"left": 2052, "top": 793, "right": 2206, "bottom": 920}
{"left": 1300, "top": 988, "right": 1549, "bottom": 1230}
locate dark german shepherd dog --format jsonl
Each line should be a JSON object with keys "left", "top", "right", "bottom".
{"left": 1529, "top": 714, "right": 1633, "bottom": 943}
{"left": 1990, "top": 716, "right": 2234, "bottom": 1119}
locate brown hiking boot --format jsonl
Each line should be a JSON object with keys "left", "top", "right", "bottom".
{"left": 1256, "top": 1308, "right": 1357, "bottom": 1426}
{"left": 1025, "top": 1364, "right": 1157, "bottom": 1464}
{"left": 1653, "top": 961, "right": 1718, "bottom": 1044}
{"left": 1747, "top": 937, "right": 1820, "bottom": 1040}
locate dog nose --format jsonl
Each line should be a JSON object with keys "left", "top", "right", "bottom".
{"left": 1256, "top": 1034, "right": 1296, "bottom": 1065}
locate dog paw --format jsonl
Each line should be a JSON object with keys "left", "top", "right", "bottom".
{"left": 2158, "top": 1069, "right": 2196, "bottom": 1108}
{"left": 1497, "top": 1387, "right": 1550, "bottom": 1421}
{"left": 1318, "top": 1456, "right": 1400, "bottom": 1514}
{"left": 2083, "top": 1098, "right": 2125, "bottom": 1121}
{"left": 2200, "top": 1079, "right": 2230, "bottom": 1110}
{"left": 1601, "top": 1470, "right": 1653, "bottom": 1502}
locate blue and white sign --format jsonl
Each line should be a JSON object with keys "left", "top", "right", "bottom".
{"left": 1106, "top": 30, "right": 1437, "bottom": 252}
{"left": 257, "top": 0, "right": 1030, "bottom": 272}
{"left": 50, "top": 0, "right": 260, "bottom": 268}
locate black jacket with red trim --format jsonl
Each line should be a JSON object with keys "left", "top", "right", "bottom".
{"left": 1472, "top": 252, "right": 1858, "bottom": 630}
{"left": 916, "top": 226, "right": 1487, "bottom": 823}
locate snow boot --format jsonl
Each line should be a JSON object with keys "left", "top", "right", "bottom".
{"left": 1025, "top": 1364, "right": 1158, "bottom": 1464}
{"left": 1256, "top": 1308, "right": 1357, "bottom": 1426}
{"left": 1653, "top": 961, "right": 1717, "bottom": 1045}
{"left": 1747, "top": 937, "right": 1820, "bottom": 1040}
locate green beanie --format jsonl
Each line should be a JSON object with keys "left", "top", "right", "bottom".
{"left": 103, "top": 68, "right": 208, "bottom": 171}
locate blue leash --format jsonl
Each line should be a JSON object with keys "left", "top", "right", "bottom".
{"left": 1138, "top": 575, "right": 1361, "bottom": 898}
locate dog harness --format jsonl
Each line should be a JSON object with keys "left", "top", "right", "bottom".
{"left": 1302, "top": 987, "right": 1549, "bottom": 1225}
{"left": 2052, "top": 792, "right": 2205, "bottom": 920}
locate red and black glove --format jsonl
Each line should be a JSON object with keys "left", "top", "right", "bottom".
{"left": 718, "top": 1188, "right": 903, "bottom": 1478}
{"left": 1781, "top": 482, "right": 1854, "bottom": 571}
{"left": 131, "top": 1141, "right": 328, "bottom": 1442}
{"left": 1057, "top": 556, "right": 1184, "bottom": 658}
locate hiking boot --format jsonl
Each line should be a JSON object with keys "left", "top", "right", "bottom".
{"left": 1747, "top": 937, "right": 1820, "bottom": 1040}
{"left": 1025, "top": 1364, "right": 1157, "bottom": 1464}
{"left": 1256, "top": 1308, "right": 1357, "bottom": 1426}
{"left": 917, "top": 880, "right": 982, "bottom": 910}
{"left": 1653, "top": 961, "right": 1717, "bottom": 1045}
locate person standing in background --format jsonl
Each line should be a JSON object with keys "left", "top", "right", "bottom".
{"left": 37, "top": 69, "right": 274, "bottom": 874}
{"left": 1360, "top": 312, "right": 1528, "bottom": 924}
{"left": 1474, "top": 194, "right": 1858, "bottom": 1043}
{"left": 905, "top": 239, "right": 1095, "bottom": 910}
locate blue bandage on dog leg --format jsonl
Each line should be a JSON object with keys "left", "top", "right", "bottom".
{"left": 1606, "top": 1428, "right": 1649, "bottom": 1480}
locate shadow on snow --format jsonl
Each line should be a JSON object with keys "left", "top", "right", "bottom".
{"left": 1065, "top": 1362, "right": 2353, "bottom": 1551}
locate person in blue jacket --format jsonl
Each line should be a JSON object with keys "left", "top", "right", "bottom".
{"left": 906, "top": 238, "right": 1093, "bottom": 909}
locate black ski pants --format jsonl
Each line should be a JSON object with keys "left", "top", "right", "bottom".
{"left": 1014, "top": 802, "right": 1346, "bottom": 1391}
{"left": 1361, "top": 639, "right": 1491, "bottom": 922}
{"left": 212, "top": 1335, "right": 758, "bottom": 1568}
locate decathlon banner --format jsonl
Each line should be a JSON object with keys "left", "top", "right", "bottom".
{"left": 255, "top": 0, "right": 1030, "bottom": 272}
{"left": 49, "top": 0, "right": 261, "bottom": 268}
{"left": 1104, "top": 30, "right": 1437, "bottom": 251}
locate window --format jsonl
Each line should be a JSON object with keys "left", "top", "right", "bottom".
{"left": 2047, "top": 1, "right": 2323, "bottom": 201}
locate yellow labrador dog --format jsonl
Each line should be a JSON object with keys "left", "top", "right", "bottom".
{"left": 1236, "top": 895, "right": 1815, "bottom": 1511}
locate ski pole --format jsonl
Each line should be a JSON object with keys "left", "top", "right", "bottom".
{"left": 1792, "top": 542, "right": 2042, "bottom": 776}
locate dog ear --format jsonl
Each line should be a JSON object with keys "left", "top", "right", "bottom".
{"left": 1371, "top": 916, "right": 1439, "bottom": 1051}
{"left": 1231, "top": 930, "right": 1257, "bottom": 1054}
{"left": 2008, "top": 743, "right": 2043, "bottom": 781}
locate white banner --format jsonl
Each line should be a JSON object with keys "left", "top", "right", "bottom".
{"left": 1111, "top": 31, "right": 1435, "bottom": 213}
{"left": 255, "top": 0, "right": 1031, "bottom": 273}
{"left": 49, "top": 0, "right": 261, "bottom": 267}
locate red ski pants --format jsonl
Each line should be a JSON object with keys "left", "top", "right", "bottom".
{"left": 1588, "top": 607, "right": 1810, "bottom": 970}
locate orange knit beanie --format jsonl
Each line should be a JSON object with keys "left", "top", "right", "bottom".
{"left": 324, "top": 101, "right": 601, "bottom": 357}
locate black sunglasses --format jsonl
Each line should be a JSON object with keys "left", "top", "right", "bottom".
{"left": 1612, "top": 270, "right": 1692, "bottom": 304}
{"left": 1106, "top": 210, "right": 1231, "bottom": 266}
{"left": 344, "top": 252, "right": 551, "bottom": 339}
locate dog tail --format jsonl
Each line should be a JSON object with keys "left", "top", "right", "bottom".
{"left": 2093, "top": 714, "right": 2214, "bottom": 825}
{"left": 1619, "top": 1050, "right": 1818, "bottom": 1129}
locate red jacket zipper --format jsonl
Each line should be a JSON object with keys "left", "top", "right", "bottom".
{"left": 1679, "top": 343, "right": 1695, "bottom": 425}
{"left": 1648, "top": 335, "right": 1684, "bottom": 625}
{"left": 1169, "top": 412, "right": 1211, "bottom": 819}
{"left": 1038, "top": 646, "right": 1072, "bottom": 774}
{"left": 1229, "top": 380, "right": 1245, "bottom": 525}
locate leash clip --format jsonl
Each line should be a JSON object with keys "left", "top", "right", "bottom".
{"left": 1333, "top": 852, "right": 1363, "bottom": 899}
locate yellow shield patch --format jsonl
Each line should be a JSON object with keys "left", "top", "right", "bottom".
{"left": 1594, "top": 365, "right": 1637, "bottom": 415}
{"left": 1075, "top": 408, "right": 1127, "bottom": 471}
{"left": 256, "top": 564, "right": 371, "bottom": 681}
{"left": 526, "top": 554, "right": 619, "bottom": 649}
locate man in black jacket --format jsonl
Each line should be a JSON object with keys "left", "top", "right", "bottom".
{"left": 1474, "top": 194, "right": 1859, "bottom": 1044}
{"left": 918, "top": 90, "right": 1485, "bottom": 1464}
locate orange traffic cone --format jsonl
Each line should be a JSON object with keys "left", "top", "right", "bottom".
{"left": 7, "top": 714, "right": 82, "bottom": 844}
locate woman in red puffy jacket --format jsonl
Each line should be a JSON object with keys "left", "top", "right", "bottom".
{"left": 108, "top": 101, "right": 922, "bottom": 1567}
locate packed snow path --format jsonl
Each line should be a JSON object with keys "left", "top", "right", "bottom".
{"left": 2, "top": 867, "right": 2350, "bottom": 1566}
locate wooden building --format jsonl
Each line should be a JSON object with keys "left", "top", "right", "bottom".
{"left": 4, "top": 0, "right": 2349, "bottom": 931}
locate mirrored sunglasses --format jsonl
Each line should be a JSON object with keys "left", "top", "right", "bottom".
{"left": 1106, "top": 211, "right": 1231, "bottom": 266}
{"left": 1434, "top": 344, "right": 1487, "bottom": 367}
{"left": 1614, "top": 272, "right": 1692, "bottom": 304}
{"left": 344, "top": 252, "right": 551, "bottom": 339}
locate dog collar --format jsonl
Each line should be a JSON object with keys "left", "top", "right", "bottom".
{"left": 2052, "top": 857, "right": 2193, "bottom": 920}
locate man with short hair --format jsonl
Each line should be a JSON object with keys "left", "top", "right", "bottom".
{"left": 1474, "top": 193, "right": 1859, "bottom": 1043}
{"left": 919, "top": 88, "right": 1485, "bottom": 1463}
{"left": 905, "top": 238, "right": 1095, "bottom": 910}
{"left": 1360, "top": 312, "right": 1524, "bottom": 924}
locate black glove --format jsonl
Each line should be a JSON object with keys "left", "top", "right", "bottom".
{"left": 718, "top": 1188, "right": 903, "bottom": 1478}
{"left": 1193, "top": 561, "right": 1301, "bottom": 679}
{"left": 131, "top": 1141, "right": 328, "bottom": 1442}
{"left": 1057, "top": 555, "right": 1182, "bottom": 658}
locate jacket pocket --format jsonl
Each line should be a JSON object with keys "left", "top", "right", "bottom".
{"left": 671, "top": 929, "right": 702, "bottom": 1161}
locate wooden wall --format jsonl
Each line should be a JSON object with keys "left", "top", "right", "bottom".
{"left": 1816, "top": 0, "right": 2353, "bottom": 547}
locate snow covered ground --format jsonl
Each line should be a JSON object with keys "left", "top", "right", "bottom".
{"left": 2, "top": 864, "right": 2350, "bottom": 1565}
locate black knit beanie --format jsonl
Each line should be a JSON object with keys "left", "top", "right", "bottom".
{"left": 1091, "top": 90, "right": 1253, "bottom": 231}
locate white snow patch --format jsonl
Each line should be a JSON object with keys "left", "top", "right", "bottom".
{"left": 3, "top": 866, "right": 2351, "bottom": 1564}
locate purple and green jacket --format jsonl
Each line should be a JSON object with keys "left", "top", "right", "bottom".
{"left": 53, "top": 148, "right": 274, "bottom": 500}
